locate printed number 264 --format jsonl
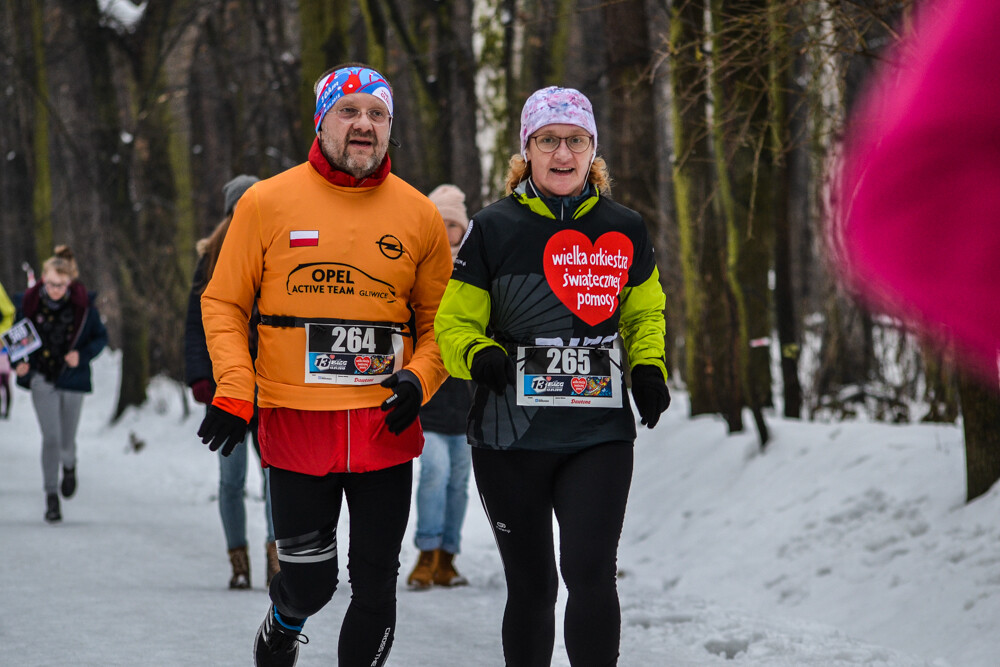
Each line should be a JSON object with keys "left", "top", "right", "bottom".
{"left": 546, "top": 348, "right": 590, "bottom": 375}
{"left": 331, "top": 326, "right": 376, "bottom": 353}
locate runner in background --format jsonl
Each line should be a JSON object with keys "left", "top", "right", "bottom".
{"left": 406, "top": 184, "right": 474, "bottom": 590}
{"left": 13, "top": 246, "right": 108, "bottom": 523}
{"left": 185, "top": 174, "right": 279, "bottom": 590}
{"left": 0, "top": 280, "right": 15, "bottom": 418}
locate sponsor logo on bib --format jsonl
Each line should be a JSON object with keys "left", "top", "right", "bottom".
{"left": 570, "top": 377, "right": 588, "bottom": 394}
{"left": 354, "top": 356, "right": 372, "bottom": 373}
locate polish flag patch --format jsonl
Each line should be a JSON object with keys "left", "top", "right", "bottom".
{"left": 290, "top": 230, "right": 319, "bottom": 247}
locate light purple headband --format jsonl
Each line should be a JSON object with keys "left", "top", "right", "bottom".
{"left": 314, "top": 66, "right": 393, "bottom": 134}
{"left": 519, "top": 86, "right": 598, "bottom": 160}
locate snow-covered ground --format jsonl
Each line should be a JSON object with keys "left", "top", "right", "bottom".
{"left": 2, "top": 350, "right": 998, "bottom": 666}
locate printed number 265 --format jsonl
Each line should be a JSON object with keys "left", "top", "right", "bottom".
{"left": 546, "top": 348, "right": 590, "bottom": 375}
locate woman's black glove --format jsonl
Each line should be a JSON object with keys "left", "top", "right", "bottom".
{"left": 470, "top": 346, "right": 516, "bottom": 395}
{"left": 630, "top": 365, "right": 670, "bottom": 429}
{"left": 197, "top": 404, "right": 249, "bottom": 456}
{"left": 380, "top": 373, "right": 422, "bottom": 435}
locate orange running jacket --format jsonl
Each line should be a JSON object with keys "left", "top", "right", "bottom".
{"left": 201, "top": 161, "right": 453, "bottom": 416}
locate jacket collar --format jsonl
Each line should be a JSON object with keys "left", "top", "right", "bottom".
{"left": 513, "top": 178, "right": 599, "bottom": 221}
{"left": 22, "top": 281, "right": 90, "bottom": 337}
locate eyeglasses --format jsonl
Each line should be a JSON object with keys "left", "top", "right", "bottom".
{"left": 332, "top": 106, "right": 391, "bottom": 125}
{"left": 45, "top": 280, "right": 69, "bottom": 290}
{"left": 531, "top": 134, "right": 592, "bottom": 154}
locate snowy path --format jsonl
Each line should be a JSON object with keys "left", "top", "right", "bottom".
{"left": 3, "top": 352, "right": 994, "bottom": 665}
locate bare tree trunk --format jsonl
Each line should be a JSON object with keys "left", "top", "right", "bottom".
{"left": 443, "top": 0, "right": 484, "bottom": 209}
{"left": 670, "top": 0, "right": 741, "bottom": 427}
{"left": 0, "top": 0, "right": 40, "bottom": 288}
{"left": 958, "top": 368, "right": 1000, "bottom": 502}
{"left": 604, "top": 0, "right": 658, "bottom": 222}
{"left": 769, "top": 0, "right": 802, "bottom": 418}
{"left": 62, "top": 1, "right": 148, "bottom": 415}
{"left": 921, "top": 344, "right": 959, "bottom": 423}
{"left": 710, "top": 0, "right": 773, "bottom": 445}
{"left": 645, "top": 0, "right": 681, "bottom": 377}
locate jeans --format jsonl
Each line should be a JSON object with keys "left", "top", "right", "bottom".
{"left": 218, "top": 423, "right": 274, "bottom": 549}
{"left": 414, "top": 431, "right": 471, "bottom": 554}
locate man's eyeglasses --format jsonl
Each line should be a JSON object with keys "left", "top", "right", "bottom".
{"left": 531, "top": 134, "right": 592, "bottom": 154}
{"left": 332, "top": 106, "right": 391, "bottom": 125}
{"left": 45, "top": 281, "right": 69, "bottom": 291}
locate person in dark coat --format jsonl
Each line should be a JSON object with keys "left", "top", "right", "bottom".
{"left": 406, "top": 184, "right": 475, "bottom": 589}
{"left": 185, "top": 174, "right": 278, "bottom": 590}
{"left": 0, "top": 279, "right": 14, "bottom": 418}
{"left": 14, "top": 245, "right": 108, "bottom": 523}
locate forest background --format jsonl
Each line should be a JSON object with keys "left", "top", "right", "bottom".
{"left": 1, "top": 0, "right": 997, "bottom": 498}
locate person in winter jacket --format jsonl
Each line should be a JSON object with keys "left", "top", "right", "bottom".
{"left": 13, "top": 246, "right": 108, "bottom": 523}
{"left": 0, "top": 280, "right": 14, "bottom": 332}
{"left": 198, "top": 63, "right": 453, "bottom": 667}
{"left": 405, "top": 184, "right": 475, "bottom": 590}
{"left": 185, "top": 174, "right": 279, "bottom": 591}
{"left": 434, "top": 86, "right": 670, "bottom": 666}
{"left": 0, "top": 280, "right": 14, "bottom": 418}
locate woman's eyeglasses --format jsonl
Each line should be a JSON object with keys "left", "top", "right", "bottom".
{"left": 531, "top": 135, "right": 592, "bottom": 154}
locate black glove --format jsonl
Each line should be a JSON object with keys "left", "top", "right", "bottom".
{"left": 630, "top": 365, "right": 670, "bottom": 429}
{"left": 197, "top": 404, "right": 249, "bottom": 456}
{"left": 470, "top": 346, "right": 516, "bottom": 396}
{"left": 380, "top": 373, "right": 422, "bottom": 435}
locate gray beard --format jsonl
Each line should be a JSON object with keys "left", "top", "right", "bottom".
{"left": 321, "top": 138, "right": 381, "bottom": 180}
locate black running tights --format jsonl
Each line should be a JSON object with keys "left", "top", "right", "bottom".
{"left": 472, "top": 442, "right": 633, "bottom": 667}
{"left": 267, "top": 462, "right": 411, "bottom": 667}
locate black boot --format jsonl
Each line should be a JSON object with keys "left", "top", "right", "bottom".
{"left": 45, "top": 493, "right": 61, "bottom": 523}
{"left": 253, "top": 604, "right": 307, "bottom": 666}
{"left": 61, "top": 467, "right": 76, "bottom": 498}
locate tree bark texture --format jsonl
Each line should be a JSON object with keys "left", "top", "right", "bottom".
{"left": 958, "top": 368, "right": 1000, "bottom": 502}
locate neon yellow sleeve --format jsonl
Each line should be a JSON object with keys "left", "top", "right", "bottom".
{"left": 433, "top": 280, "right": 504, "bottom": 379}
{"left": 0, "top": 282, "right": 14, "bottom": 332}
{"left": 618, "top": 267, "right": 668, "bottom": 379}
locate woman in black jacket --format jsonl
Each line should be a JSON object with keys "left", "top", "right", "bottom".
{"left": 14, "top": 246, "right": 107, "bottom": 523}
{"left": 184, "top": 175, "right": 278, "bottom": 590}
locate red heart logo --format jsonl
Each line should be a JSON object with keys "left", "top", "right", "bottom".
{"left": 571, "top": 377, "right": 587, "bottom": 394}
{"left": 354, "top": 356, "right": 372, "bottom": 373}
{"left": 543, "top": 230, "right": 633, "bottom": 326}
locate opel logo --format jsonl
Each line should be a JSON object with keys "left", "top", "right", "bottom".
{"left": 377, "top": 234, "right": 404, "bottom": 260}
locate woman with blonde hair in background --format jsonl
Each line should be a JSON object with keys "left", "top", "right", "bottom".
{"left": 14, "top": 246, "right": 108, "bottom": 523}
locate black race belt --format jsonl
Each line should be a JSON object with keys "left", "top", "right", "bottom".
{"left": 258, "top": 314, "right": 413, "bottom": 338}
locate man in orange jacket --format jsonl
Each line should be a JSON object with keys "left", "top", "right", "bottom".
{"left": 198, "top": 63, "right": 453, "bottom": 667}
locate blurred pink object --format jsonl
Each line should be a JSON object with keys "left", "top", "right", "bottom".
{"left": 838, "top": 0, "right": 1000, "bottom": 371}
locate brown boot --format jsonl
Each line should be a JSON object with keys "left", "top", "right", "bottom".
{"left": 433, "top": 550, "right": 469, "bottom": 587}
{"left": 228, "top": 546, "right": 251, "bottom": 589}
{"left": 265, "top": 541, "right": 281, "bottom": 588}
{"left": 406, "top": 549, "right": 439, "bottom": 590}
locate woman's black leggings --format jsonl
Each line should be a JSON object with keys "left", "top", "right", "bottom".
{"left": 472, "top": 442, "right": 633, "bottom": 667}
{"left": 267, "top": 462, "right": 412, "bottom": 667}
